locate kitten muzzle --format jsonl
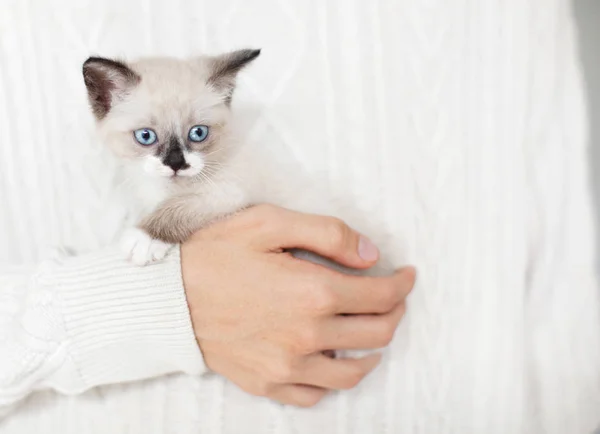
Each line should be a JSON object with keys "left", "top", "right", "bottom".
{"left": 163, "top": 147, "right": 190, "bottom": 173}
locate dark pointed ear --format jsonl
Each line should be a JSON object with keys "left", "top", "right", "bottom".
{"left": 82, "top": 56, "right": 141, "bottom": 120}
{"left": 207, "top": 48, "right": 261, "bottom": 104}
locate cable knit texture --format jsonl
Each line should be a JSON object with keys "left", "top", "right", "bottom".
{"left": 0, "top": 248, "right": 206, "bottom": 419}
{"left": 1, "top": 0, "right": 599, "bottom": 433}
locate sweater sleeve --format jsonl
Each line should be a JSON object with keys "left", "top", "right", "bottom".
{"left": 526, "top": 5, "right": 600, "bottom": 433}
{"left": 0, "top": 246, "right": 206, "bottom": 419}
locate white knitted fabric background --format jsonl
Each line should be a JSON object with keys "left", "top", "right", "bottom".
{"left": 1, "top": 0, "right": 599, "bottom": 433}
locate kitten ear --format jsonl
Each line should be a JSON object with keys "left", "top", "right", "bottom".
{"left": 82, "top": 57, "right": 141, "bottom": 120}
{"left": 206, "top": 48, "right": 261, "bottom": 104}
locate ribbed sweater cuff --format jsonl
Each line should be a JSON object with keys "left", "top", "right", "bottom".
{"left": 37, "top": 246, "right": 206, "bottom": 391}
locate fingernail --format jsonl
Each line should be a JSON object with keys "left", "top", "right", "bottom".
{"left": 358, "top": 236, "right": 379, "bottom": 262}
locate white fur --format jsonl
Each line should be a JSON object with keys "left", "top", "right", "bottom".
{"left": 121, "top": 227, "right": 174, "bottom": 265}
{"left": 143, "top": 155, "right": 175, "bottom": 177}
{"left": 92, "top": 54, "right": 398, "bottom": 268}
{"left": 178, "top": 151, "right": 204, "bottom": 177}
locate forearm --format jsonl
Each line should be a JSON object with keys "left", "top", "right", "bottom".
{"left": 0, "top": 246, "right": 205, "bottom": 418}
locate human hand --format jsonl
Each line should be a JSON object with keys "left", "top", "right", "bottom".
{"left": 181, "top": 204, "right": 415, "bottom": 407}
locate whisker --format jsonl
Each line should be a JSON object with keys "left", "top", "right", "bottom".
{"left": 203, "top": 164, "right": 244, "bottom": 184}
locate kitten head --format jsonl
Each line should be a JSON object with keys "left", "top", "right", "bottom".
{"left": 82, "top": 49, "right": 260, "bottom": 179}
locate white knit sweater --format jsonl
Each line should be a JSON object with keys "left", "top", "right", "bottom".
{"left": 1, "top": 0, "right": 599, "bottom": 433}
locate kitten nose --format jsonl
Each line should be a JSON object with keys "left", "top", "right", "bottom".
{"left": 163, "top": 148, "right": 189, "bottom": 172}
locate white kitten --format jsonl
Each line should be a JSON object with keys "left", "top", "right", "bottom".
{"left": 82, "top": 50, "right": 402, "bottom": 273}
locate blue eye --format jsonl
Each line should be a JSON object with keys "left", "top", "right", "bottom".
{"left": 133, "top": 128, "right": 157, "bottom": 146}
{"left": 188, "top": 125, "right": 209, "bottom": 143}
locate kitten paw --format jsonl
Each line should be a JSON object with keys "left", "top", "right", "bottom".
{"left": 121, "top": 228, "right": 174, "bottom": 266}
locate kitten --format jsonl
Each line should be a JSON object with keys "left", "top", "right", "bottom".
{"left": 82, "top": 49, "right": 401, "bottom": 274}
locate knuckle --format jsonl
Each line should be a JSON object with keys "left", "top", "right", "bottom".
{"left": 268, "top": 358, "right": 296, "bottom": 383}
{"left": 295, "top": 325, "right": 321, "bottom": 354}
{"left": 309, "top": 285, "right": 337, "bottom": 314}
{"left": 325, "top": 217, "right": 351, "bottom": 250}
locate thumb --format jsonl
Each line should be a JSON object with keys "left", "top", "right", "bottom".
{"left": 254, "top": 206, "right": 380, "bottom": 269}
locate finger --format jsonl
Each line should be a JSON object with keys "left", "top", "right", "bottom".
{"left": 296, "top": 353, "right": 382, "bottom": 390}
{"left": 268, "top": 384, "right": 329, "bottom": 408}
{"left": 320, "top": 303, "right": 407, "bottom": 350}
{"left": 330, "top": 266, "right": 416, "bottom": 314}
{"left": 249, "top": 205, "right": 380, "bottom": 269}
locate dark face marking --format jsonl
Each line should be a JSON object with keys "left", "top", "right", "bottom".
{"left": 162, "top": 136, "right": 189, "bottom": 172}
{"left": 82, "top": 57, "right": 140, "bottom": 119}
